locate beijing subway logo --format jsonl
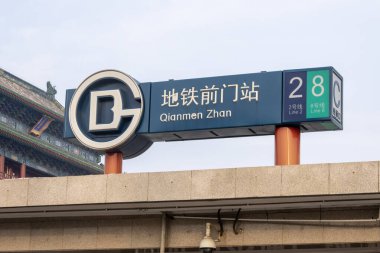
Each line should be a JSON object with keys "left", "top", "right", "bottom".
{"left": 69, "top": 70, "right": 144, "bottom": 151}
{"left": 89, "top": 90, "right": 140, "bottom": 132}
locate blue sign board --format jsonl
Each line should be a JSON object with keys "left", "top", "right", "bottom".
{"left": 64, "top": 67, "right": 343, "bottom": 158}
{"left": 149, "top": 71, "right": 282, "bottom": 135}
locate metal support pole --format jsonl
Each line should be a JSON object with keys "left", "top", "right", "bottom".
{"left": 160, "top": 213, "right": 167, "bottom": 253}
{"left": 20, "top": 163, "right": 26, "bottom": 178}
{"left": 275, "top": 126, "right": 300, "bottom": 165}
{"left": 105, "top": 152, "right": 123, "bottom": 174}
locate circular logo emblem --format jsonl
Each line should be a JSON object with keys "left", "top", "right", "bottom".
{"left": 69, "top": 70, "right": 143, "bottom": 151}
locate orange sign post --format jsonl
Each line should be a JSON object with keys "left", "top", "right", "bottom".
{"left": 105, "top": 152, "right": 123, "bottom": 174}
{"left": 275, "top": 126, "right": 300, "bottom": 165}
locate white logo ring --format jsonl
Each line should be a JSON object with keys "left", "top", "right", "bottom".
{"left": 69, "top": 70, "right": 143, "bottom": 151}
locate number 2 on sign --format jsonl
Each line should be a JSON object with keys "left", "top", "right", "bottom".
{"left": 289, "top": 77, "right": 303, "bottom": 99}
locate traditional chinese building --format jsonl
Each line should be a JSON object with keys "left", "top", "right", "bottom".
{"left": 0, "top": 68, "right": 103, "bottom": 179}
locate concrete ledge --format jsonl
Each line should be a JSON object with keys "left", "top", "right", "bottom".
{"left": 0, "top": 179, "right": 28, "bottom": 207}
{"left": 0, "top": 161, "right": 379, "bottom": 208}
{"left": 28, "top": 177, "right": 67, "bottom": 206}
{"left": 107, "top": 173, "right": 148, "bottom": 202}
{"left": 281, "top": 163, "right": 329, "bottom": 196}
{"left": 236, "top": 166, "right": 281, "bottom": 197}
{"left": 329, "top": 161, "right": 379, "bottom": 194}
{"left": 66, "top": 175, "right": 107, "bottom": 204}
{"left": 148, "top": 171, "right": 192, "bottom": 201}
{"left": 192, "top": 168, "right": 236, "bottom": 199}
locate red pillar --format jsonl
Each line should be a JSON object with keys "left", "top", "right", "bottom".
{"left": 20, "top": 163, "right": 26, "bottom": 178}
{"left": 0, "top": 155, "right": 4, "bottom": 178}
{"left": 275, "top": 126, "right": 300, "bottom": 165}
{"left": 105, "top": 152, "right": 123, "bottom": 174}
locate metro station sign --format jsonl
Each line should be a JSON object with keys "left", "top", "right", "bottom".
{"left": 149, "top": 71, "right": 282, "bottom": 140}
{"left": 283, "top": 67, "right": 342, "bottom": 131}
{"left": 64, "top": 67, "right": 343, "bottom": 158}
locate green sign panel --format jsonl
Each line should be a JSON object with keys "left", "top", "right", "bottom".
{"left": 306, "top": 70, "right": 330, "bottom": 119}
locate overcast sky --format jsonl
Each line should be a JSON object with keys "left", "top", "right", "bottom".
{"left": 0, "top": 0, "right": 379, "bottom": 173}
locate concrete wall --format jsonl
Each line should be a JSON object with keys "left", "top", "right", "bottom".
{"left": 0, "top": 161, "right": 380, "bottom": 252}
{"left": 0, "top": 161, "right": 379, "bottom": 207}
{"left": 0, "top": 209, "right": 380, "bottom": 252}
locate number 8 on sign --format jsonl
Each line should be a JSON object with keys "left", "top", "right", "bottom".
{"left": 312, "top": 75, "right": 325, "bottom": 97}
{"left": 306, "top": 70, "right": 329, "bottom": 119}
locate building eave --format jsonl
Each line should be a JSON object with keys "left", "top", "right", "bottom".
{"left": 0, "top": 122, "right": 103, "bottom": 174}
{"left": 0, "top": 85, "right": 64, "bottom": 121}
{"left": 0, "top": 68, "right": 65, "bottom": 121}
